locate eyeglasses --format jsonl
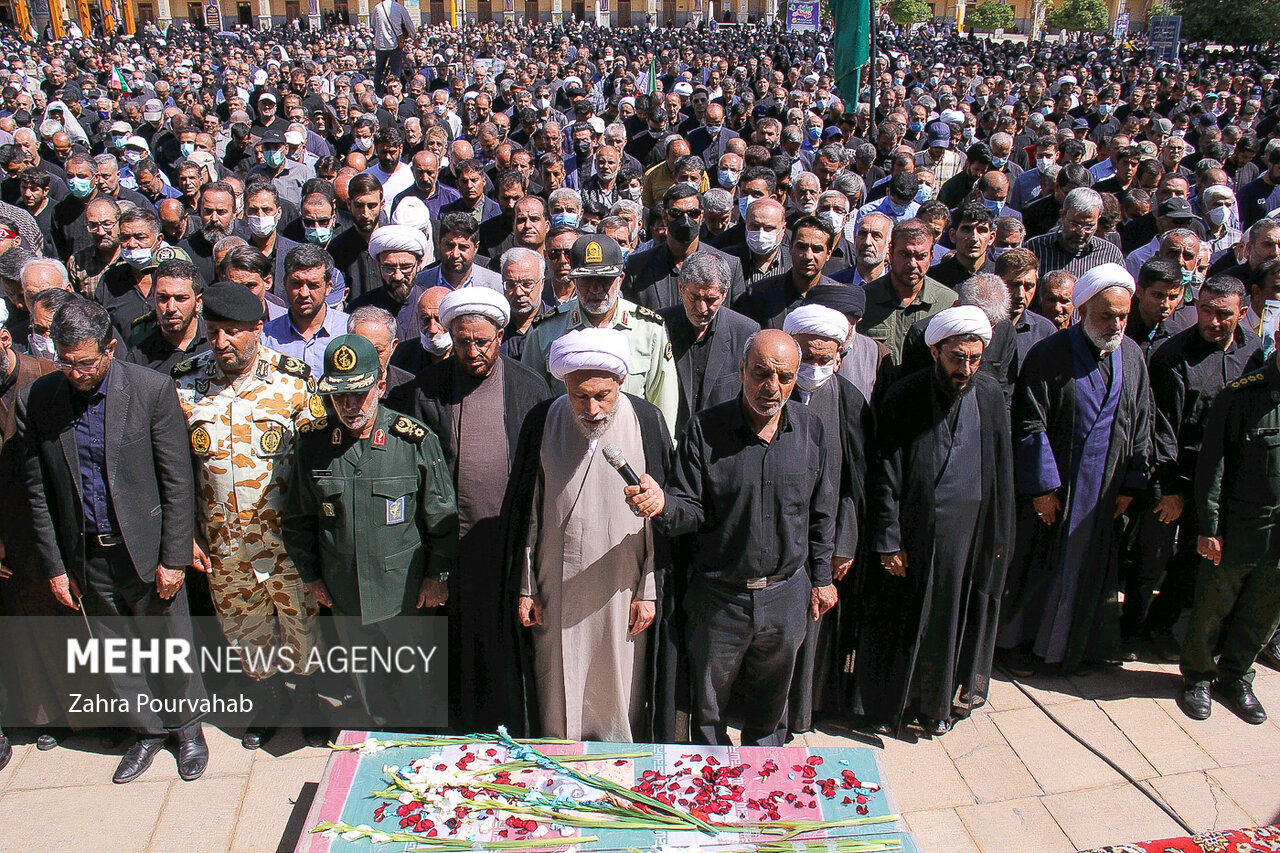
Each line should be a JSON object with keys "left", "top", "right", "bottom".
{"left": 547, "top": 248, "right": 572, "bottom": 258}
{"left": 55, "top": 352, "right": 106, "bottom": 372}
{"left": 302, "top": 217, "right": 333, "bottom": 227}
{"left": 379, "top": 262, "right": 419, "bottom": 276}
{"left": 941, "top": 351, "right": 983, "bottom": 366}
{"left": 86, "top": 220, "right": 119, "bottom": 232}
{"left": 503, "top": 278, "right": 540, "bottom": 292}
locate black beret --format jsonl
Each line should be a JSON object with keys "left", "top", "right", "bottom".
{"left": 203, "top": 281, "right": 266, "bottom": 324}
{"left": 804, "top": 283, "right": 866, "bottom": 320}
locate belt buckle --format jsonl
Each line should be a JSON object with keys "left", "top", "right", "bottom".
{"left": 95, "top": 533, "right": 122, "bottom": 547}
{"left": 746, "top": 577, "right": 768, "bottom": 590}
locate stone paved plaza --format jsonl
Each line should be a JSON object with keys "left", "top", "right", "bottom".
{"left": 1, "top": 658, "right": 1278, "bottom": 852}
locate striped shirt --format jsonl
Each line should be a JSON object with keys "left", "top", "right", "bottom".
{"left": 1025, "top": 232, "right": 1125, "bottom": 278}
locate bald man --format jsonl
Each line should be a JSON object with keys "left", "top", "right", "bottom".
{"left": 389, "top": 285, "right": 452, "bottom": 375}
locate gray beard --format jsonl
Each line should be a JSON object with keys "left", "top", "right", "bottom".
{"left": 573, "top": 409, "right": 615, "bottom": 441}
{"left": 1084, "top": 324, "right": 1124, "bottom": 355}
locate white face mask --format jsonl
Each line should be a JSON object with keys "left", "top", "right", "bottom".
{"left": 421, "top": 329, "right": 452, "bottom": 356}
{"left": 1207, "top": 205, "right": 1232, "bottom": 227}
{"left": 818, "top": 209, "right": 846, "bottom": 233}
{"left": 28, "top": 332, "right": 56, "bottom": 361}
{"left": 746, "top": 228, "right": 781, "bottom": 256}
{"left": 247, "top": 214, "right": 276, "bottom": 238}
{"left": 353, "top": 135, "right": 373, "bottom": 152}
{"left": 796, "top": 361, "right": 836, "bottom": 392}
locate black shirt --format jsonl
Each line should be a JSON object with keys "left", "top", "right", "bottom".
{"left": 927, "top": 254, "right": 995, "bottom": 289}
{"left": 657, "top": 398, "right": 836, "bottom": 586}
{"left": 126, "top": 322, "right": 210, "bottom": 375}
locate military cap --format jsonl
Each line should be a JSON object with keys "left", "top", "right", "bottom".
{"left": 804, "top": 283, "right": 867, "bottom": 319}
{"left": 318, "top": 334, "right": 380, "bottom": 394}
{"left": 203, "top": 281, "right": 266, "bottom": 324}
{"left": 568, "top": 233, "right": 624, "bottom": 279}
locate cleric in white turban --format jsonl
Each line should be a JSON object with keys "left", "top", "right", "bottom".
{"left": 925, "top": 305, "right": 993, "bottom": 347}
{"left": 368, "top": 224, "right": 431, "bottom": 260}
{"left": 1072, "top": 262, "right": 1135, "bottom": 309}
{"left": 783, "top": 304, "right": 851, "bottom": 342}
{"left": 548, "top": 328, "right": 632, "bottom": 382}
{"left": 439, "top": 286, "right": 511, "bottom": 331}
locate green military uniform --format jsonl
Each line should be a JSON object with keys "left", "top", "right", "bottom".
{"left": 520, "top": 296, "right": 680, "bottom": 437}
{"left": 281, "top": 336, "right": 459, "bottom": 728}
{"left": 1184, "top": 359, "right": 1280, "bottom": 689}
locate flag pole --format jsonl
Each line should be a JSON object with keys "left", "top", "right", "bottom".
{"left": 867, "top": 0, "right": 877, "bottom": 136}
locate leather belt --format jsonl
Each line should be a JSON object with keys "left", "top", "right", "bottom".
{"left": 89, "top": 533, "right": 124, "bottom": 548}
{"left": 745, "top": 571, "right": 793, "bottom": 590}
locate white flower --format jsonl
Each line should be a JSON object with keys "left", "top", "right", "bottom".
{"left": 369, "top": 831, "right": 392, "bottom": 843}
{"left": 398, "top": 793, "right": 415, "bottom": 805}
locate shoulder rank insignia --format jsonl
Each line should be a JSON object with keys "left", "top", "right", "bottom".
{"left": 131, "top": 310, "right": 155, "bottom": 328}
{"left": 1230, "top": 372, "right": 1266, "bottom": 389}
{"left": 531, "top": 311, "right": 559, "bottom": 327}
{"left": 392, "top": 415, "right": 427, "bottom": 443}
{"left": 309, "top": 394, "right": 327, "bottom": 418}
{"left": 278, "top": 355, "right": 311, "bottom": 380}
{"left": 632, "top": 305, "right": 664, "bottom": 323}
{"left": 172, "top": 357, "right": 201, "bottom": 377}
{"left": 298, "top": 415, "right": 328, "bottom": 434}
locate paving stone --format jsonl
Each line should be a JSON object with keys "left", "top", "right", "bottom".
{"left": 956, "top": 796, "right": 1075, "bottom": 853}
{"left": 0, "top": 780, "right": 169, "bottom": 853}
{"left": 1098, "top": 697, "right": 1216, "bottom": 776}
{"left": 1155, "top": 694, "right": 1280, "bottom": 768}
{"left": 990, "top": 702, "right": 1157, "bottom": 794}
{"left": 230, "top": 750, "right": 330, "bottom": 853}
{"left": 1148, "top": 771, "right": 1255, "bottom": 833}
{"left": 5, "top": 734, "right": 154, "bottom": 790}
{"left": 149, "top": 775, "right": 248, "bottom": 853}
{"left": 1205, "top": 761, "right": 1280, "bottom": 826}
{"left": 1065, "top": 660, "right": 1180, "bottom": 701}
{"left": 0, "top": 741, "right": 31, "bottom": 792}
{"left": 1041, "top": 782, "right": 1184, "bottom": 850}
{"left": 876, "top": 732, "right": 976, "bottom": 812}
{"left": 938, "top": 713, "right": 1042, "bottom": 804}
{"left": 902, "top": 807, "right": 980, "bottom": 853}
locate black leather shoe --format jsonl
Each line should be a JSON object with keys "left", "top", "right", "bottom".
{"left": 1150, "top": 630, "right": 1181, "bottom": 663}
{"left": 0, "top": 731, "right": 11, "bottom": 772}
{"left": 113, "top": 737, "right": 166, "bottom": 784}
{"left": 176, "top": 732, "right": 208, "bottom": 781}
{"left": 36, "top": 727, "right": 67, "bottom": 751}
{"left": 999, "top": 648, "right": 1037, "bottom": 678}
{"left": 302, "top": 726, "right": 331, "bottom": 749}
{"left": 1178, "top": 683, "right": 1212, "bottom": 720}
{"left": 919, "top": 716, "right": 952, "bottom": 736}
{"left": 241, "top": 725, "right": 275, "bottom": 750}
{"left": 1215, "top": 678, "right": 1267, "bottom": 725}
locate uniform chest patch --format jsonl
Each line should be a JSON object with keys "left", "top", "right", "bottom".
{"left": 260, "top": 424, "right": 283, "bottom": 454}
{"left": 191, "top": 426, "right": 211, "bottom": 455}
{"left": 386, "top": 496, "right": 406, "bottom": 525}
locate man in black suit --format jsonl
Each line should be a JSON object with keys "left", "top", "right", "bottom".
{"left": 18, "top": 298, "right": 207, "bottom": 785}
{"left": 657, "top": 252, "right": 759, "bottom": 435}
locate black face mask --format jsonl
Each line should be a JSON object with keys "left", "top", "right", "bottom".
{"left": 573, "top": 139, "right": 592, "bottom": 157}
{"left": 667, "top": 213, "right": 699, "bottom": 244}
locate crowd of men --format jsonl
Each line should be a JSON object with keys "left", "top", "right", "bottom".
{"left": 0, "top": 7, "right": 1279, "bottom": 791}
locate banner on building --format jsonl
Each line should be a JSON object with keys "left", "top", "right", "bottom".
{"left": 785, "top": 0, "right": 818, "bottom": 30}
{"left": 1112, "top": 10, "right": 1128, "bottom": 41}
{"left": 1148, "top": 14, "right": 1181, "bottom": 63}
{"left": 204, "top": 0, "right": 222, "bottom": 28}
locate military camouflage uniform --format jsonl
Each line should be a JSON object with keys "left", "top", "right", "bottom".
{"left": 520, "top": 296, "right": 681, "bottom": 437}
{"left": 173, "top": 344, "right": 326, "bottom": 679}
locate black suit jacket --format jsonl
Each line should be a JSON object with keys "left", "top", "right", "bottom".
{"left": 657, "top": 304, "right": 759, "bottom": 434}
{"left": 623, "top": 242, "right": 747, "bottom": 311}
{"left": 19, "top": 360, "right": 195, "bottom": 582}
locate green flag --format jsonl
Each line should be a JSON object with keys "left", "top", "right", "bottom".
{"left": 647, "top": 57, "right": 657, "bottom": 95}
{"left": 831, "top": 0, "right": 871, "bottom": 107}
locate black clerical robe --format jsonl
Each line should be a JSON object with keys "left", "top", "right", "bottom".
{"left": 852, "top": 369, "right": 1014, "bottom": 729}
{"left": 412, "top": 355, "right": 551, "bottom": 731}
{"left": 501, "top": 394, "right": 678, "bottom": 741}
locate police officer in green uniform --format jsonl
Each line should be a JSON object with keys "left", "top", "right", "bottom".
{"left": 1179, "top": 356, "right": 1280, "bottom": 724}
{"left": 281, "top": 334, "right": 459, "bottom": 729}
{"left": 520, "top": 233, "right": 681, "bottom": 437}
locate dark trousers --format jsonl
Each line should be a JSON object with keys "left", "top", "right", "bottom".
{"left": 686, "top": 570, "right": 810, "bottom": 747}
{"left": 81, "top": 544, "right": 205, "bottom": 739}
{"left": 373, "top": 49, "right": 404, "bottom": 95}
{"left": 332, "top": 609, "right": 446, "bottom": 730}
{"left": 1122, "top": 506, "right": 1200, "bottom": 637}
{"left": 1181, "top": 558, "right": 1280, "bottom": 687}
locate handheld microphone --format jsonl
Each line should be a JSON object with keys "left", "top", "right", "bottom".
{"left": 603, "top": 444, "right": 642, "bottom": 488}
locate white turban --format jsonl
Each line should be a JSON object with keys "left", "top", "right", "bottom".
{"left": 619, "top": 97, "right": 636, "bottom": 109}
{"left": 1073, "top": 263, "right": 1135, "bottom": 308}
{"left": 548, "top": 328, "right": 631, "bottom": 382}
{"left": 439, "top": 287, "right": 511, "bottom": 331}
{"left": 783, "top": 305, "right": 850, "bottom": 342}
{"left": 392, "top": 196, "right": 432, "bottom": 231}
{"left": 369, "top": 225, "right": 430, "bottom": 260}
{"left": 925, "top": 306, "right": 992, "bottom": 347}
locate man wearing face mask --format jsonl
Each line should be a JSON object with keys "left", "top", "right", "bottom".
{"left": 247, "top": 131, "right": 313, "bottom": 210}
{"left": 738, "top": 215, "right": 840, "bottom": 331}
{"left": 625, "top": 185, "right": 744, "bottom": 312}
{"left": 1200, "top": 185, "right": 1242, "bottom": 260}
{"left": 391, "top": 285, "right": 453, "bottom": 375}
{"left": 856, "top": 171, "right": 921, "bottom": 226}
{"left": 688, "top": 103, "right": 740, "bottom": 171}
{"left": 96, "top": 208, "right": 188, "bottom": 338}
{"left": 781, "top": 303, "right": 872, "bottom": 734}
{"left": 242, "top": 183, "right": 303, "bottom": 299}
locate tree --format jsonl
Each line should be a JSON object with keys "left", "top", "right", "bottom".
{"left": 889, "top": 0, "right": 930, "bottom": 26}
{"left": 1173, "top": 0, "right": 1280, "bottom": 45}
{"left": 1044, "top": 0, "right": 1107, "bottom": 32}
{"left": 966, "top": 0, "right": 1013, "bottom": 30}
